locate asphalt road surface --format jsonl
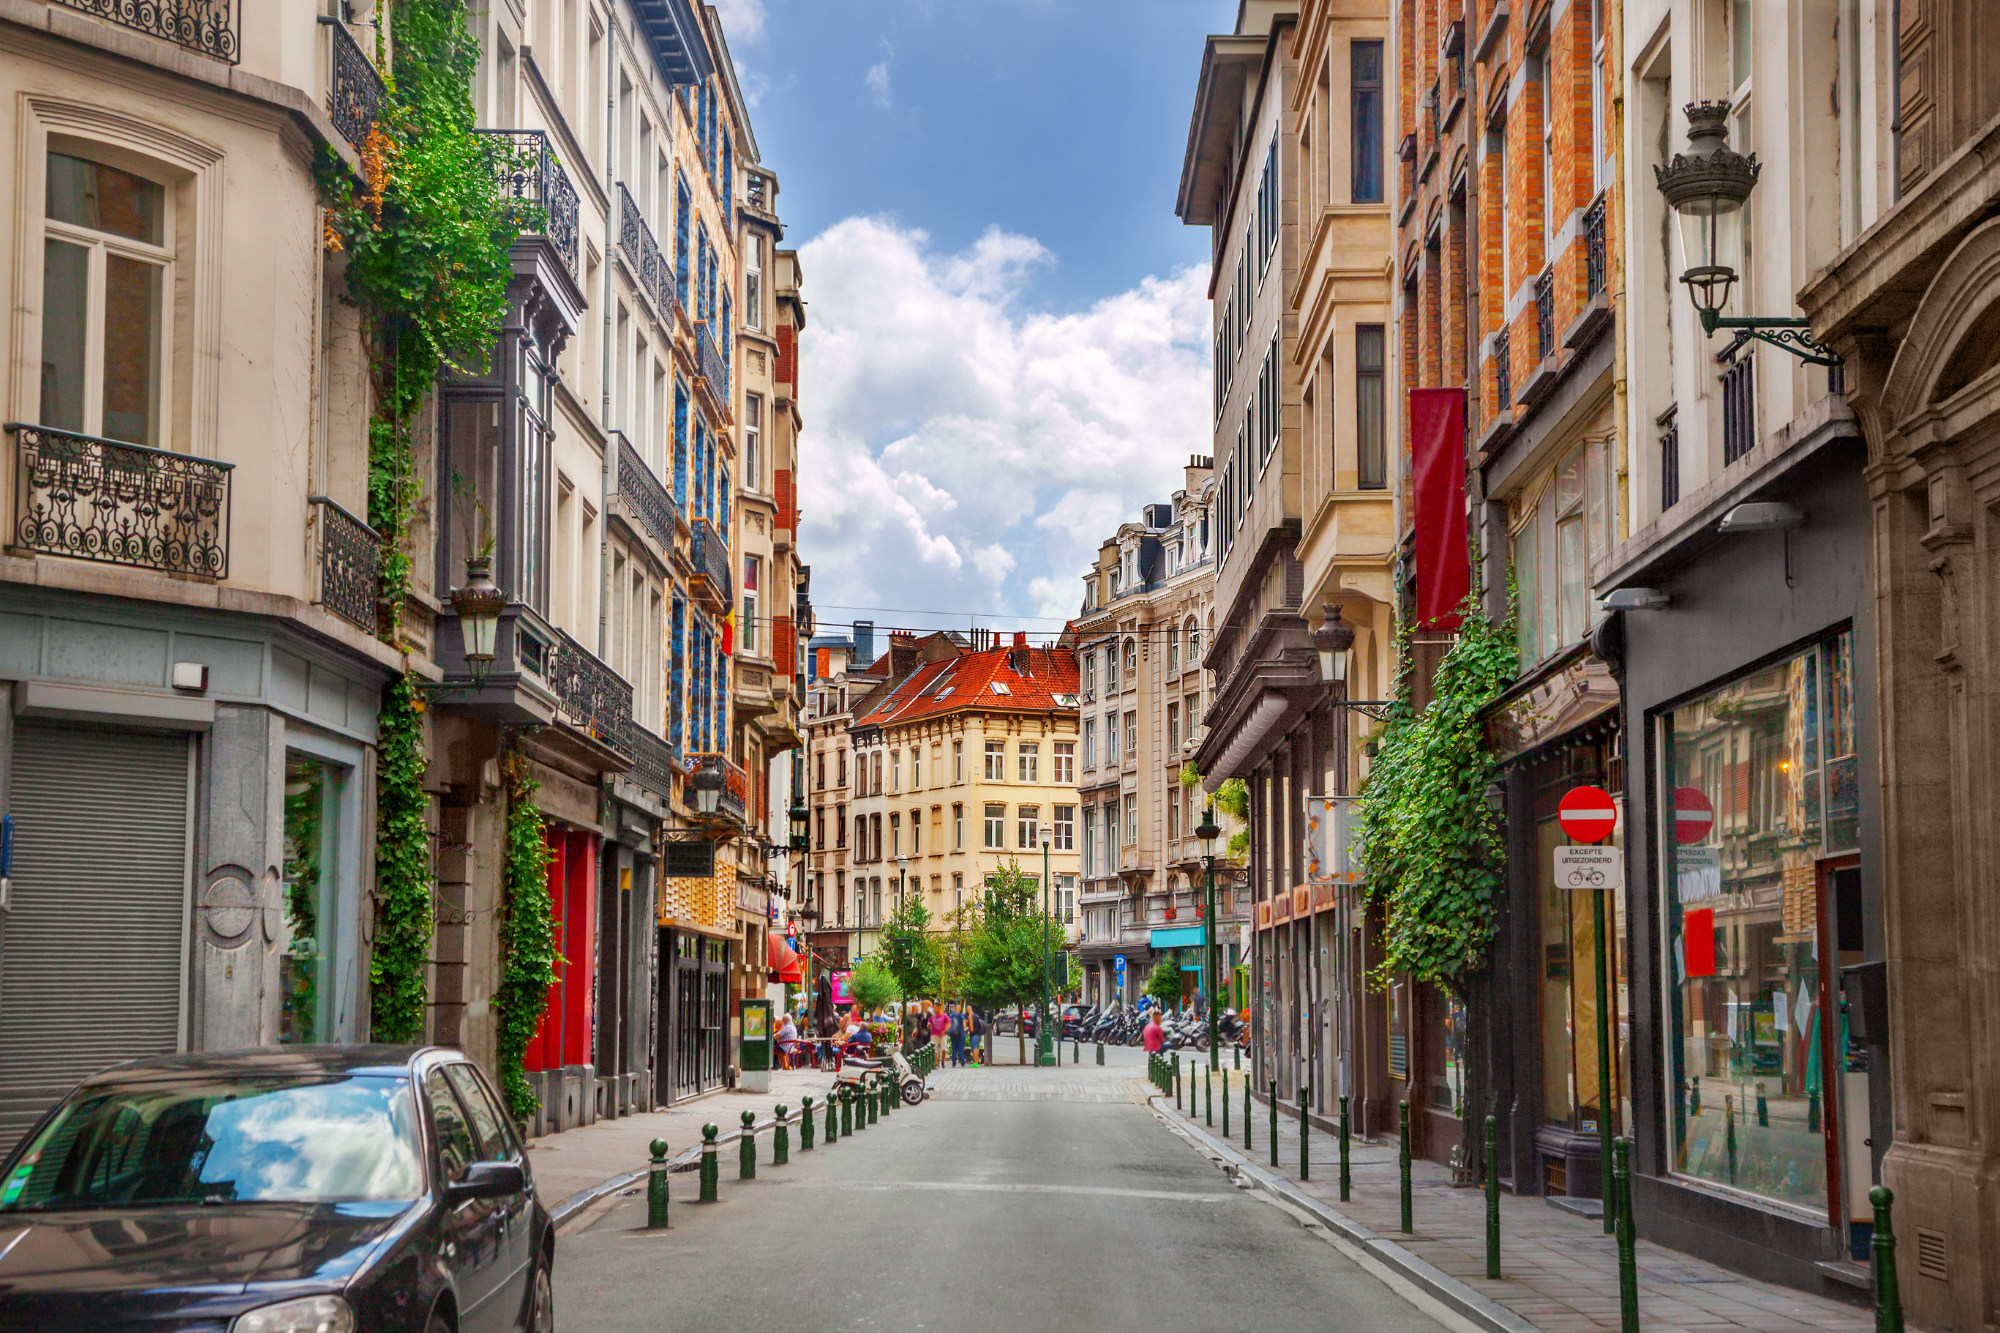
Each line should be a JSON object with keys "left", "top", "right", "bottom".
{"left": 554, "top": 1046, "right": 1455, "bottom": 1332}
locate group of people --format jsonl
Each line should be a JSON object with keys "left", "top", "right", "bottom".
{"left": 900, "top": 1000, "right": 985, "bottom": 1068}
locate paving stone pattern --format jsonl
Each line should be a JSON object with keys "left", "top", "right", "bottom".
{"left": 1161, "top": 1071, "right": 1874, "bottom": 1333}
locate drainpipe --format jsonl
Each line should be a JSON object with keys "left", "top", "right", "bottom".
{"left": 598, "top": 16, "right": 619, "bottom": 660}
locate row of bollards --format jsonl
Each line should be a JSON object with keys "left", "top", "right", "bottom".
{"left": 647, "top": 1071, "right": 925, "bottom": 1228}
{"left": 1158, "top": 1080, "right": 1909, "bottom": 1333}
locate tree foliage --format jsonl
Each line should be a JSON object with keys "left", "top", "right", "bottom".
{"left": 847, "top": 955, "right": 902, "bottom": 1014}
{"left": 492, "top": 753, "right": 557, "bottom": 1124}
{"left": 1146, "top": 956, "right": 1185, "bottom": 1009}
{"left": 962, "top": 862, "right": 1071, "bottom": 1061}
{"left": 367, "top": 673, "right": 432, "bottom": 1042}
{"left": 1351, "top": 594, "right": 1517, "bottom": 994}
{"left": 879, "top": 892, "right": 942, "bottom": 999}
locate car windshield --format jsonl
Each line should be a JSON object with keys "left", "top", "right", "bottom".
{"left": 0, "top": 1074, "right": 424, "bottom": 1212}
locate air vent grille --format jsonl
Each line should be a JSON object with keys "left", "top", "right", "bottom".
{"left": 1916, "top": 1228, "right": 1948, "bottom": 1282}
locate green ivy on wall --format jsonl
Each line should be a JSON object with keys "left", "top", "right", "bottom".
{"left": 368, "top": 673, "right": 433, "bottom": 1040}
{"left": 318, "top": 0, "right": 536, "bottom": 1041}
{"left": 494, "top": 751, "right": 557, "bottom": 1124}
{"left": 1351, "top": 595, "right": 1517, "bottom": 994}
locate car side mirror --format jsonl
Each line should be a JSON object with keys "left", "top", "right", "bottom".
{"left": 446, "top": 1160, "right": 525, "bottom": 1204}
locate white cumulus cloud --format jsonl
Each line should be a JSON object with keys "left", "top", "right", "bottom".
{"left": 712, "top": 0, "right": 767, "bottom": 44}
{"left": 796, "top": 217, "right": 1211, "bottom": 635}
{"left": 864, "top": 61, "right": 893, "bottom": 109}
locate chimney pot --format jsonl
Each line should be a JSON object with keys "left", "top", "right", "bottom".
{"left": 1013, "top": 631, "right": 1027, "bottom": 648}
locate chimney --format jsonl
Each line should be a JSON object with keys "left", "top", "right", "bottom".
{"left": 1013, "top": 631, "right": 1027, "bottom": 647}
{"left": 852, "top": 619, "right": 875, "bottom": 666}
{"left": 890, "top": 635, "right": 920, "bottom": 679}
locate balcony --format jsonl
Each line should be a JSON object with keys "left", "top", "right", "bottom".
{"left": 1494, "top": 329, "right": 1512, "bottom": 412}
{"left": 9, "top": 422, "right": 230, "bottom": 578}
{"left": 310, "top": 495, "right": 382, "bottom": 632}
{"left": 613, "top": 431, "right": 684, "bottom": 555}
{"left": 630, "top": 723, "right": 676, "bottom": 803}
{"left": 58, "top": 0, "right": 238, "bottom": 62}
{"left": 1535, "top": 268, "right": 1555, "bottom": 363}
{"left": 545, "top": 627, "right": 634, "bottom": 761}
{"left": 476, "top": 129, "right": 580, "bottom": 278}
{"left": 326, "top": 19, "right": 384, "bottom": 152}
{"left": 689, "top": 517, "right": 731, "bottom": 613}
{"left": 696, "top": 322, "right": 730, "bottom": 412}
{"left": 1584, "top": 195, "right": 1608, "bottom": 299}
{"left": 617, "top": 182, "right": 682, "bottom": 330}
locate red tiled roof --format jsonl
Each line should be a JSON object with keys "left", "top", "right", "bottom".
{"left": 853, "top": 644, "right": 1078, "bottom": 730}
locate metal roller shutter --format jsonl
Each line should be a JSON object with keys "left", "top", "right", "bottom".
{"left": 0, "top": 723, "right": 190, "bottom": 1154}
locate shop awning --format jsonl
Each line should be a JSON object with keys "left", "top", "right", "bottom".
{"left": 768, "top": 934, "right": 804, "bottom": 983}
{"left": 1150, "top": 925, "right": 1206, "bottom": 950}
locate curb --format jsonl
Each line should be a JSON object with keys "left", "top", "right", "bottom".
{"left": 1149, "top": 1095, "right": 1539, "bottom": 1333}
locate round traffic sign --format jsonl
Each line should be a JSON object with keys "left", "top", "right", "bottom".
{"left": 1672, "top": 786, "right": 1714, "bottom": 844}
{"left": 1558, "top": 785, "right": 1618, "bottom": 843}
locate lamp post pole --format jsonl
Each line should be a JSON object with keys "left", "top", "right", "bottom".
{"left": 1039, "top": 836, "right": 1055, "bottom": 1066}
{"left": 1194, "top": 808, "right": 1224, "bottom": 1073}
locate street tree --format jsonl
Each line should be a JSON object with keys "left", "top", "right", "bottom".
{"left": 879, "top": 892, "right": 942, "bottom": 1000}
{"left": 1146, "top": 955, "right": 1185, "bottom": 1010}
{"left": 963, "top": 861, "right": 1072, "bottom": 1064}
{"left": 847, "top": 954, "right": 900, "bottom": 1017}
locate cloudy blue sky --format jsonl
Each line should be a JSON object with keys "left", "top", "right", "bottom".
{"left": 713, "top": 0, "right": 1223, "bottom": 638}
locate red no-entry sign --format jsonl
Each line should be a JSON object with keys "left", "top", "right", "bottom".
{"left": 1672, "top": 786, "right": 1714, "bottom": 845}
{"left": 1558, "top": 785, "right": 1618, "bottom": 843}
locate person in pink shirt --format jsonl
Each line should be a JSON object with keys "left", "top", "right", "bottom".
{"left": 928, "top": 1003, "right": 951, "bottom": 1052}
{"left": 1142, "top": 1011, "right": 1165, "bottom": 1053}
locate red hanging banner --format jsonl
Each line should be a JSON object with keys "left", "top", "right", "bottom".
{"left": 1410, "top": 387, "right": 1470, "bottom": 630}
{"left": 1683, "top": 907, "right": 1716, "bottom": 978}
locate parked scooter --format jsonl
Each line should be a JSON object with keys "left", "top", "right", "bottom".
{"left": 835, "top": 1042, "right": 928, "bottom": 1106}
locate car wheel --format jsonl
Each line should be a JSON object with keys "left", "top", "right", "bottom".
{"left": 528, "top": 1255, "right": 555, "bottom": 1333}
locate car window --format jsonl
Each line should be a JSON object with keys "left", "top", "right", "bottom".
{"left": 425, "top": 1070, "right": 477, "bottom": 1185}
{"left": 443, "top": 1064, "right": 512, "bottom": 1162}
{"left": 0, "top": 1076, "right": 422, "bottom": 1211}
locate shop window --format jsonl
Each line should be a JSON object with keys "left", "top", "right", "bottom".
{"left": 1512, "top": 434, "right": 1618, "bottom": 669}
{"left": 280, "top": 756, "right": 338, "bottom": 1044}
{"left": 1660, "top": 631, "right": 1859, "bottom": 1214}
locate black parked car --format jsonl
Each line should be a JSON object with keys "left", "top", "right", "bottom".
{"left": 0, "top": 1046, "right": 552, "bottom": 1332}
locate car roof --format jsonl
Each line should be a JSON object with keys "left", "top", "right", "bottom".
{"left": 75, "top": 1044, "right": 457, "bottom": 1087}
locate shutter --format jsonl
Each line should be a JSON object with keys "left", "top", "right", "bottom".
{"left": 0, "top": 724, "right": 190, "bottom": 1153}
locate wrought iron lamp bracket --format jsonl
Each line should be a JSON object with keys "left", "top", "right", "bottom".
{"left": 1337, "top": 699, "right": 1399, "bottom": 723}
{"left": 1698, "top": 310, "right": 1841, "bottom": 368}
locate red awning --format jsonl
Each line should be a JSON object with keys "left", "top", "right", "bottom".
{"left": 768, "top": 934, "right": 804, "bottom": 983}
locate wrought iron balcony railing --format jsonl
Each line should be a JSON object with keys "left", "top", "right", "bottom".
{"left": 690, "top": 516, "right": 731, "bottom": 608}
{"left": 9, "top": 422, "right": 231, "bottom": 578}
{"left": 326, "top": 19, "right": 384, "bottom": 152}
{"left": 630, "top": 722, "right": 676, "bottom": 802}
{"left": 696, "top": 321, "right": 729, "bottom": 402}
{"left": 476, "top": 129, "right": 580, "bottom": 278}
{"left": 1535, "top": 268, "right": 1555, "bottom": 363}
{"left": 59, "top": 0, "right": 238, "bottom": 63}
{"left": 614, "top": 431, "right": 684, "bottom": 554}
{"left": 546, "top": 627, "right": 635, "bottom": 761}
{"left": 1494, "top": 329, "right": 1512, "bottom": 412}
{"left": 1584, "top": 194, "right": 1608, "bottom": 299}
{"left": 617, "top": 182, "right": 682, "bottom": 328}
{"left": 310, "top": 495, "right": 382, "bottom": 632}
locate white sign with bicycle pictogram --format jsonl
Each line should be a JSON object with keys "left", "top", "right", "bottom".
{"left": 1554, "top": 845, "right": 1623, "bottom": 891}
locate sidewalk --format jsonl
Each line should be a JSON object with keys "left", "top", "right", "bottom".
{"left": 526, "top": 1067, "right": 838, "bottom": 1220}
{"left": 1154, "top": 1067, "right": 1874, "bottom": 1333}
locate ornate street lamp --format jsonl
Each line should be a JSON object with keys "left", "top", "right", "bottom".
{"left": 1655, "top": 101, "right": 1839, "bottom": 366}
{"left": 1195, "top": 805, "right": 1223, "bottom": 1071}
{"left": 1039, "top": 830, "right": 1056, "bottom": 1067}
{"left": 690, "top": 760, "right": 724, "bottom": 816}
{"left": 450, "top": 557, "right": 507, "bottom": 687}
{"left": 789, "top": 801, "right": 809, "bottom": 852}
{"left": 1315, "top": 603, "right": 1394, "bottom": 722}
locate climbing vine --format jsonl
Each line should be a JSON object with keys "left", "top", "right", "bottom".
{"left": 318, "top": 0, "right": 537, "bottom": 1038}
{"left": 368, "top": 672, "right": 433, "bottom": 1041}
{"left": 1351, "top": 593, "right": 1517, "bottom": 994}
{"left": 494, "top": 751, "right": 557, "bottom": 1124}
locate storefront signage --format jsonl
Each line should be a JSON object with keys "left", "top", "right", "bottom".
{"left": 1256, "top": 901, "right": 1272, "bottom": 929}
{"left": 1557, "top": 785, "right": 1618, "bottom": 842}
{"left": 1273, "top": 893, "right": 1292, "bottom": 925}
{"left": 1291, "top": 886, "right": 1310, "bottom": 918}
{"left": 1303, "top": 796, "right": 1356, "bottom": 879}
{"left": 1672, "top": 786, "right": 1714, "bottom": 843}
{"left": 830, "top": 970, "right": 852, "bottom": 1005}
{"left": 1553, "top": 845, "right": 1622, "bottom": 890}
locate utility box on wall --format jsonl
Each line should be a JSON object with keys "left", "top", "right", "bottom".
{"left": 739, "top": 998, "right": 772, "bottom": 1093}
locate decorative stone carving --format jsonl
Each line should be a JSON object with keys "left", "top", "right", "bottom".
{"left": 201, "top": 868, "right": 258, "bottom": 946}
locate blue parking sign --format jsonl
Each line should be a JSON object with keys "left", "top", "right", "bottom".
{"left": 1114, "top": 955, "right": 1127, "bottom": 987}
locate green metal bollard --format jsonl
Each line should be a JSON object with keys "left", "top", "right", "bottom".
{"left": 825, "top": 1091, "right": 838, "bottom": 1144}
{"left": 1175, "top": 1057, "right": 1183, "bottom": 1111}
{"left": 1399, "top": 1100, "right": 1412, "bottom": 1234}
{"left": 1244, "top": 1075, "right": 1252, "bottom": 1153}
{"left": 1485, "top": 1115, "right": 1500, "bottom": 1279}
{"left": 840, "top": 1085, "right": 853, "bottom": 1137}
{"left": 699, "top": 1124, "right": 719, "bottom": 1203}
{"left": 1300, "top": 1083, "right": 1310, "bottom": 1182}
{"left": 1614, "top": 1137, "right": 1638, "bottom": 1333}
{"left": 739, "top": 1110, "right": 757, "bottom": 1180}
{"left": 1222, "top": 1071, "right": 1231, "bottom": 1138}
{"left": 801, "top": 1096, "right": 816, "bottom": 1151}
{"left": 1235, "top": 1042, "right": 1241, "bottom": 1071}
{"left": 1872, "top": 1186, "right": 1904, "bottom": 1333}
{"left": 1339, "top": 1094, "right": 1351, "bottom": 1202}
{"left": 1096, "top": 1040, "right": 1104, "bottom": 1066}
{"left": 885, "top": 1073, "right": 896, "bottom": 1116}
{"left": 867, "top": 1078, "right": 880, "bottom": 1125}
{"left": 1269, "top": 1080, "right": 1278, "bottom": 1168}
{"left": 647, "top": 1138, "right": 670, "bottom": 1229}
{"left": 1206, "top": 1067, "right": 1214, "bottom": 1128}
{"left": 774, "top": 1106, "right": 790, "bottom": 1166}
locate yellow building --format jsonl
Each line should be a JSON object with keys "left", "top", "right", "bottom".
{"left": 848, "top": 631, "right": 1082, "bottom": 944}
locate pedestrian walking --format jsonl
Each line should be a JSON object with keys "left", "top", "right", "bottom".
{"left": 1143, "top": 1010, "right": 1165, "bottom": 1054}
{"left": 971, "top": 1006, "right": 989, "bottom": 1065}
{"left": 948, "top": 1003, "right": 968, "bottom": 1067}
{"left": 928, "top": 1001, "right": 950, "bottom": 1061}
